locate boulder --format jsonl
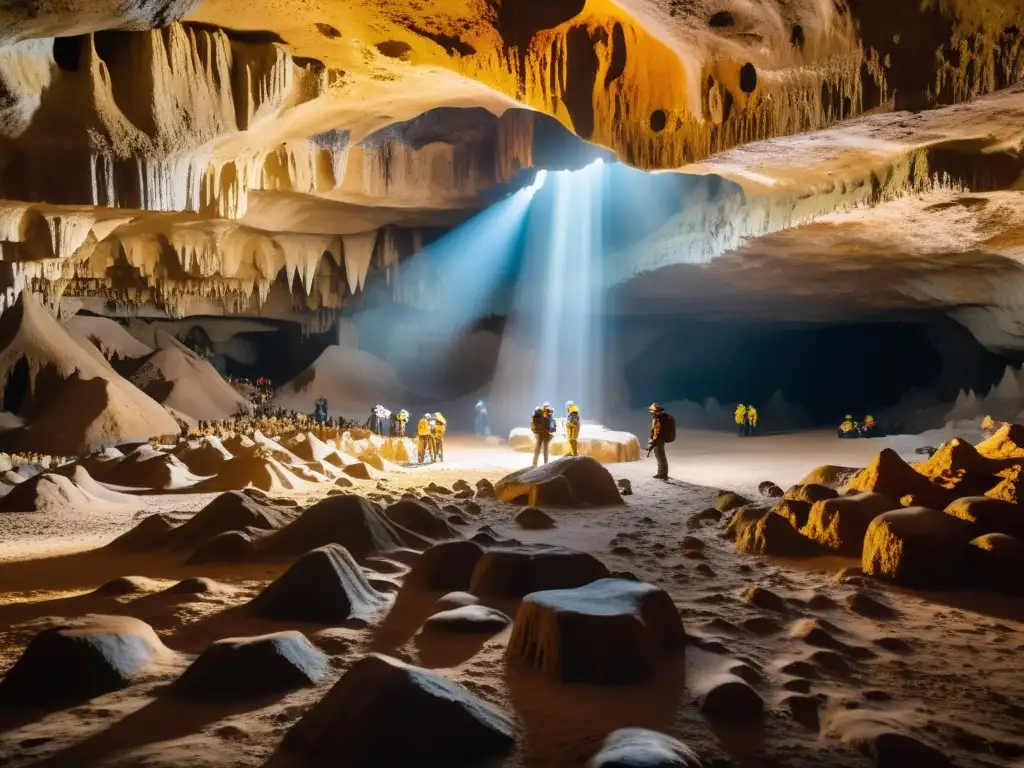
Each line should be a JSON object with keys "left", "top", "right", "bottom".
{"left": 106, "top": 513, "right": 177, "bottom": 552}
{"left": 783, "top": 484, "right": 838, "bottom": 504}
{"left": 515, "top": 506, "right": 555, "bottom": 529}
{"left": 280, "top": 654, "right": 514, "bottom": 766}
{"left": 846, "top": 449, "right": 951, "bottom": 510}
{"left": 404, "top": 540, "right": 485, "bottom": 592}
{"left": 494, "top": 457, "right": 623, "bottom": 507}
{"left": 94, "top": 575, "right": 158, "bottom": 596}
{"left": 944, "top": 496, "right": 1024, "bottom": 538}
{"left": 586, "top": 728, "right": 704, "bottom": 767}
{"left": 265, "top": 493, "right": 424, "bottom": 559}
{"left": 742, "top": 585, "right": 787, "bottom": 612}
{"left": 165, "top": 577, "right": 219, "bottom": 595}
{"left": 722, "top": 505, "right": 769, "bottom": 541}
{"left": 506, "top": 578, "right": 685, "bottom": 683}
{"left": 735, "top": 512, "right": 820, "bottom": 557}
{"left": 801, "top": 493, "right": 898, "bottom": 555}
{"left": 342, "top": 461, "right": 379, "bottom": 480}
{"left": 798, "top": 464, "right": 860, "bottom": 489}
{"left": 383, "top": 499, "right": 459, "bottom": 540}
{"left": 185, "top": 529, "right": 259, "bottom": 565}
{"left": 687, "top": 508, "right": 722, "bottom": 529}
{"left": 167, "top": 491, "right": 293, "bottom": 552}
{"left": 617, "top": 479, "right": 633, "bottom": 496}
{"left": 862, "top": 508, "right": 978, "bottom": 589}
{"left": 772, "top": 499, "right": 812, "bottom": 530}
{"left": 714, "top": 491, "right": 751, "bottom": 512}
{"left": 964, "top": 533, "right": 1024, "bottom": 594}
{"left": 914, "top": 438, "right": 1007, "bottom": 495}
{"left": 452, "top": 479, "right": 473, "bottom": 493}
{"left": 0, "top": 615, "right": 168, "bottom": 706}
{"left": 758, "top": 481, "right": 784, "bottom": 498}
{"left": 695, "top": 673, "right": 764, "bottom": 719}
{"left": 249, "top": 544, "right": 386, "bottom": 623}
{"left": 470, "top": 545, "right": 610, "bottom": 599}
{"left": 175, "top": 631, "right": 328, "bottom": 697}
{"left": 420, "top": 605, "right": 512, "bottom": 635}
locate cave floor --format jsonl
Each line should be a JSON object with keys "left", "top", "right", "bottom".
{"left": 0, "top": 432, "right": 1020, "bottom": 768}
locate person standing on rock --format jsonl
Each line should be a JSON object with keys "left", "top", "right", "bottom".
{"left": 565, "top": 401, "right": 581, "bottom": 456}
{"left": 531, "top": 403, "right": 555, "bottom": 467}
{"left": 417, "top": 413, "right": 432, "bottom": 463}
{"left": 648, "top": 402, "right": 674, "bottom": 480}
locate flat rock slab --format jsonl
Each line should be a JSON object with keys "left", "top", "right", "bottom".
{"left": 0, "top": 615, "right": 169, "bottom": 707}
{"left": 507, "top": 578, "right": 685, "bottom": 683}
{"left": 280, "top": 653, "right": 514, "bottom": 766}
{"left": 587, "top": 728, "right": 704, "bottom": 767}
{"left": 175, "top": 631, "right": 328, "bottom": 697}
{"left": 420, "top": 605, "right": 511, "bottom": 635}
{"left": 470, "top": 545, "right": 609, "bottom": 599}
{"left": 249, "top": 544, "right": 386, "bottom": 623}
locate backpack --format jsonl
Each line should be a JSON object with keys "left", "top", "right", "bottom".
{"left": 531, "top": 411, "right": 546, "bottom": 434}
{"left": 661, "top": 413, "right": 676, "bottom": 443}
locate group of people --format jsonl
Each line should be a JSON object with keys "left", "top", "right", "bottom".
{"left": 734, "top": 404, "right": 760, "bottom": 436}
{"left": 837, "top": 414, "right": 879, "bottom": 438}
{"left": 416, "top": 412, "right": 447, "bottom": 463}
{"left": 529, "top": 401, "right": 582, "bottom": 466}
{"left": 225, "top": 376, "right": 275, "bottom": 417}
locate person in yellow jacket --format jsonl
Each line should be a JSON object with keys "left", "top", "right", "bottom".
{"left": 565, "top": 401, "right": 581, "bottom": 456}
{"left": 432, "top": 412, "right": 447, "bottom": 462}
{"left": 417, "top": 413, "right": 432, "bottom": 463}
{"left": 735, "top": 404, "right": 747, "bottom": 436}
{"left": 838, "top": 414, "right": 856, "bottom": 439}
{"left": 747, "top": 406, "right": 759, "bottom": 436}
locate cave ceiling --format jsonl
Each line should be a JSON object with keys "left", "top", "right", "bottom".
{"left": 0, "top": 0, "right": 1022, "bottom": 343}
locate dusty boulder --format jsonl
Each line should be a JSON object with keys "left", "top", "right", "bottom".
{"left": 944, "top": 496, "right": 1024, "bottom": 538}
{"left": 106, "top": 513, "right": 177, "bottom": 552}
{"left": 404, "top": 540, "right": 485, "bottom": 592}
{"left": 798, "top": 465, "right": 860, "bottom": 489}
{"left": 166, "top": 491, "right": 294, "bottom": 552}
{"left": 772, "top": 499, "right": 812, "bottom": 530}
{"left": 714, "top": 491, "right": 751, "bottom": 512}
{"left": 420, "top": 605, "right": 512, "bottom": 635}
{"left": 507, "top": 578, "right": 685, "bottom": 683}
{"left": 694, "top": 673, "right": 764, "bottom": 719}
{"left": 175, "top": 631, "right": 328, "bottom": 697}
{"left": 384, "top": 499, "right": 459, "bottom": 540}
{"left": 494, "top": 457, "right": 623, "bottom": 507}
{"left": 587, "top": 728, "right": 704, "bottom": 767}
{"left": 0, "top": 615, "right": 169, "bottom": 706}
{"left": 964, "top": 533, "right": 1024, "bottom": 594}
{"left": 722, "top": 505, "right": 769, "bottom": 541}
{"left": 470, "top": 545, "right": 609, "bottom": 599}
{"left": 735, "top": 512, "right": 820, "bottom": 557}
{"left": 862, "top": 508, "right": 978, "bottom": 589}
{"left": 846, "top": 449, "right": 950, "bottom": 510}
{"left": 185, "top": 528, "right": 260, "bottom": 565}
{"left": 758, "top": 481, "right": 784, "bottom": 498}
{"left": 516, "top": 506, "right": 555, "bottom": 529}
{"left": 801, "top": 493, "right": 898, "bottom": 555}
{"left": 249, "top": 544, "right": 386, "bottom": 623}
{"left": 783, "top": 483, "right": 838, "bottom": 504}
{"left": 280, "top": 654, "right": 514, "bottom": 766}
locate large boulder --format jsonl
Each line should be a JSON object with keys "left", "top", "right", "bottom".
{"left": 280, "top": 654, "right": 514, "bottom": 766}
{"left": 249, "top": 544, "right": 386, "bottom": 623}
{"left": 846, "top": 449, "right": 951, "bottom": 510}
{"left": 964, "top": 533, "right": 1024, "bottom": 595}
{"left": 798, "top": 464, "right": 860, "bottom": 489}
{"left": 0, "top": 615, "right": 169, "bottom": 706}
{"left": 383, "top": 499, "right": 459, "bottom": 540}
{"left": 801, "top": 493, "right": 898, "bottom": 555}
{"left": 470, "top": 545, "right": 610, "bottom": 599}
{"left": 403, "top": 540, "right": 485, "bottom": 592}
{"left": 783, "top": 484, "right": 838, "bottom": 504}
{"left": 506, "top": 578, "right": 685, "bottom": 683}
{"left": 167, "top": 491, "right": 294, "bottom": 552}
{"left": 771, "top": 499, "right": 812, "bottom": 530}
{"left": 185, "top": 529, "right": 260, "bottom": 565}
{"left": 714, "top": 491, "right": 751, "bottom": 512}
{"left": 722, "top": 505, "right": 769, "bottom": 541}
{"left": 175, "top": 631, "right": 328, "bottom": 697}
{"left": 264, "top": 493, "right": 425, "bottom": 559}
{"left": 587, "top": 728, "right": 704, "bottom": 767}
{"left": 494, "top": 457, "right": 623, "bottom": 507}
{"left": 735, "top": 512, "right": 820, "bottom": 557}
{"left": 944, "top": 496, "right": 1024, "bottom": 538}
{"left": 862, "top": 508, "right": 978, "bottom": 589}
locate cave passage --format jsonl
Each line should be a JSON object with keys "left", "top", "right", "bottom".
{"left": 624, "top": 315, "right": 1018, "bottom": 427}
{"left": 2, "top": 356, "right": 31, "bottom": 415}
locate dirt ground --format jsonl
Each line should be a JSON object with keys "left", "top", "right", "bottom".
{"left": 0, "top": 431, "right": 1021, "bottom": 768}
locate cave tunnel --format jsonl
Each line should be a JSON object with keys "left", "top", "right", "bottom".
{"left": 2, "top": 357, "right": 31, "bottom": 415}
{"left": 622, "top": 311, "right": 1019, "bottom": 428}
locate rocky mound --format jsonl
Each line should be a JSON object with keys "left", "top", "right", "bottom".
{"left": 55, "top": 464, "right": 141, "bottom": 507}
{"left": 420, "top": 605, "right": 512, "bottom": 635}
{"left": 714, "top": 491, "right": 751, "bottom": 512}
{"left": 694, "top": 673, "right": 764, "bottom": 719}
{"left": 192, "top": 452, "right": 318, "bottom": 494}
{"left": 174, "top": 631, "right": 328, "bottom": 697}
{"left": 913, "top": 437, "right": 1006, "bottom": 494}
{"left": 185, "top": 529, "right": 262, "bottom": 565}
{"left": 507, "top": 578, "right": 685, "bottom": 683}
{"left": 383, "top": 499, "right": 459, "bottom": 540}
{"left": 249, "top": 544, "right": 386, "bottom": 623}
{"left": 264, "top": 494, "right": 425, "bottom": 559}
{"left": 963, "top": 533, "right": 1024, "bottom": 594}
{"left": 167, "top": 491, "right": 295, "bottom": 552}
{"left": 801, "top": 493, "right": 899, "bottom": 555}
{"left": 284, "top": 431, "right": 338, "bottom": 463}
{"left": 470, "top": 545, "right": 610, "bottom": 599}
{"left": 107, "top": 513, "right": 178, "bottom": 551}
{"left": 798, "top": 465, "right": 860, "bottom": 489}
{"left": 587, "top": 728, "right": 703, "bottom": 768}
{"left": 172, "top": 436, "right": 234, "bottom": 475}
{"left": 494, "top": 457, "right": 623, "bottom": 507}
{"left": 846, "top": 449, "right": 950, "bottom": 509}
{"left": 404, "top": 540, "right": 486, "bottom": 592}
{"left": 515, "top": 506, "right": 555, "bottom": 529}
{"left": 0, "top": 615, "right": 169, "bottom": 706}
{"left": 944, "top": 496, "right": 1024, "bottom": 538}
{"left": 280, "top": 654, "right": 514, "bottom": 766}
{"left": 862, "top": 508, "right": 978, "bottom": 589}
{"left": 735, "top": 512, "right": 822, "bottom": 557}
{"left": 772, "top": 499, "right": 813, "bottom": 529}
{"left": 783, "top": 484, "right": 838, "bottom": 504}
{"left": 985, "top": 464, "right": 1024, "bottom": 503}
{"left": 0, "top": 471, "right": 125, "bottom": 514}
{"left": 976, "top": 423, "right": 1024, "bottom": 459}
{"left": 95, "top": 446, "right": 203, "bottom": 491}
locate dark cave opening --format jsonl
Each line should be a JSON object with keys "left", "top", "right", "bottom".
{"left": 3, "top": 357, "right": 31, "bottom": 415}
{"left": 623, "top": 314, "right": 1018, "bottom": 427}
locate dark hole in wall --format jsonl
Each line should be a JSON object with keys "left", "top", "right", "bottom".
{"left": 709, "top": 11, "right": 735, "bottom": 27}
{"left": 3, "top": 357, "right": 30, "bottom": 414}
{"left": 649, "top": 109, "right": 667, "bottom": 132}
{"left": 624, "top": 316, "right": 1017, "bottom": 426}
{"left": 563, "top": 25, "right": 600, "bottom": 140}
{"left": 791, "top": 24, "right": 805, "bottom": 49}
{"left": 52, "top": 36, "right": 84, "bottom": 72}
{"left": 604, "top": 22, "right": 627, "bottom": 87}
{"left": 739, "top": 62, "right": 757, "bottom": 93}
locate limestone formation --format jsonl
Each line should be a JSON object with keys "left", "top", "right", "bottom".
{"left": 175, "top": 631, "right": 328, "bottom": 697}
{"left": 248, "top": 544, "right": 386, "bottom": 623}
{"left": 506, "top": 578, "right": 685, "bottom": 683}
{"left": 469, "top": 545, "right": 610, "bottom": 599}
{"left": 280, "top": 654, "right": 514, "bottom": 765}
{"left": 0, "top": 615, "right": 169, "bottom": 706}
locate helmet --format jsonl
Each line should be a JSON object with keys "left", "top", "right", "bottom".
{"left": 542, "top": 402, "right": 551, "bottom": 409}
{"left": 565, "top": 400, "right": 574, "bottom": 408}
{"left": 865, "top": 415, "right": 874, "bottom": 421}
{"left": 649, "top": 403, "right": 662, "bottom": 413}
{"left": 476, "top": 400, "right": 485, "bottom": 407}
{"left": 424, "top": 413, "right": 432, "bottom": 419}
{"left": 845, "top": 414, "right": 853, "bottom": 420}
{"left": 568, "top": 404, "right": 579, "bottom": 413}
{"left": 435, "top": 412, "right": 446, "bottom": 423}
